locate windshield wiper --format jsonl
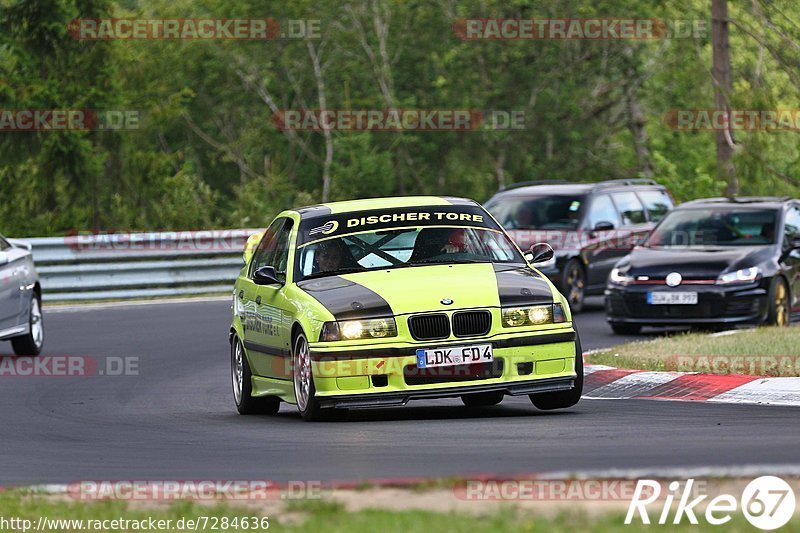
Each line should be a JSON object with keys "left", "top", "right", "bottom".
{"left": 301, "top": 266, "right": 366, "bottom": 280}
{"left": 409, "top": 258, "right": 492, "bottom": 265}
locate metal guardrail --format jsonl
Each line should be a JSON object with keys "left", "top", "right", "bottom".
{"left": 25, "top": 229, "right": 262, "bottom": 302}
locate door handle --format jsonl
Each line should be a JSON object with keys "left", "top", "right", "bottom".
{"left": 256, "top": 296, "right": 262, "bottom": 305}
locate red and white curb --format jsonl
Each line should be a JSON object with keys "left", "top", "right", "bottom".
{"left": 584, "top": 364, "right": 800, "bottom": 407}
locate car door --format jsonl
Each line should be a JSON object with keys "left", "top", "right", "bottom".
{"left": 0, "top": 236, "right": 25, "bottom": 333}
{"left": 780, "top": 205, "right": 800, "bottom": 313}
{"left": 239, "top": 219, "right": 282, "bottom": 373}
{"left": 581, "top": 194, "right": 624, "bottom": 288}
{"left": 247, "top": 217, "right": 295, "bottom": 380}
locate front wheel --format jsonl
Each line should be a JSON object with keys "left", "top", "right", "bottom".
{"left": 293, "top": 331, "right": 326, "bottom": 421}
{"left": 231, "top": 336, "right": 280, "bottom": 415}
{"left": 766, "top": 277, "right": 791, "bottom": 327}
{"left": 530, "top": 333, "right": 583, "bottom": 410}
{"left": 11, "top": 292, "right": 44, "bottom": 356}
{"left": 561, "top": 259, "right": 586, "bottom": 313}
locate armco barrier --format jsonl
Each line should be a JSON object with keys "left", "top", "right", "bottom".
{"left": 23, "top": 229, "right": 262, "bottom": 302}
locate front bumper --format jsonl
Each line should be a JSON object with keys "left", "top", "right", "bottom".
{"left": 605, "top": 281, "right": 769, "bottom": 326}
{"left": 318, "top": 376, "right": 575, "bottom": 408}
{"left": 308, "top": 327, "right": 578, "bottom": 407}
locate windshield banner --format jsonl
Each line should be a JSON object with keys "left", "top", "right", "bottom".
{"left": 297, "top": 205, "right": 502, "bottom": 245}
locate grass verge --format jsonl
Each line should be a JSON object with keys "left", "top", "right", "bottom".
{"left": 2, "top": 491, "right": 799, "bottom": 532}
{"left": 585, "top": 326, "right": 800, "bottom": 376}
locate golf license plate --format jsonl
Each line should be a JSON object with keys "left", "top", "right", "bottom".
{"left": 416, "top": 343, "right": 493, "bottom": 369}
{"left": 647, "top": 291, "right": 698, "bottom": 305}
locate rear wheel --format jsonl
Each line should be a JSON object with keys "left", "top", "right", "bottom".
{"left": 231, "top": 336, "right": 280, "bottom": 415}
{"left": 766, "top": 277, "right": 791, "bottom": 327}
{"left": 11, "top": 292, "right": 43, "bottom": 356}
{"left": 610, "top": 323, "right": 642, "bottom": 335}
{"left": 561, "top": 259, "right": 586, "bottom": 313}
{"left": 530, "top": 333, "right": 583, "bottom": 410}
{"left": 461, "top": 391, "right": 504, "bottom": 407}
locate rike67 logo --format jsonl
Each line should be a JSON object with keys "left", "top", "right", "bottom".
{"left": 626, "top": 476, "right": 796, "bottom": 530}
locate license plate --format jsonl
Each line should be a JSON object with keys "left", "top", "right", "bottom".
{"left": 647, "top": 291, "right": 698, "bottom": 305}
{"left": 416, "top": 343, "right": 493, "bottom": 369}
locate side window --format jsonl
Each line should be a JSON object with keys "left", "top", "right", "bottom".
{"left": 0, "top": 236, "right": 10, "bottom": 251}
{"left": 585, "top": 195, "right": 621, "bottom": 229}
{"left": 250, "top": 219, "right": 285, "bottom": 277}
{"left": 611, "top": 192, "right": 647, "bottom": 225}
{"left": 784, "top": 207, "right": 800, "bottom": 244}
{"left": 637, "top": 190, "right": 673, "bottom": 222}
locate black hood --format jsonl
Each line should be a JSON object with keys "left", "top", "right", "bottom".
{"left": 492, "top": 264, "right": 554, "bottom": 306}
{"left": 621, "top": 245, "right": 775, "bottom": 279}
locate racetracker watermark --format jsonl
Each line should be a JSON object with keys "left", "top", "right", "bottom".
{"left": 665, "top": 355, "right": 799, "bottom": 376}
{"left": 0, "top": 109, "right": 139, "bottom": 131}
{"left": 271, "top": 109, "right": 526, "bottom": 131}
{"left": 67, "top": 18, "right": 320, "bottom": 40}
{"left": 453, "top": 18, "right": 706, "bottom": 40}
{"left": 455, "top": 479, "right": 677, "bottom": 501}
{"left": 67, "top": 480, "right": 322, "bottom": 501}
{"left": 664, "top": 109, "right": 800, "bottom": 131}
{"left": 0, "top": 356, "right": 138, "bottom": 377}
{"left": 506, "top": 229, "right": 649, "bottom": 251}
{"left": 63, "top": 229, "right": 259, "bottom": 254}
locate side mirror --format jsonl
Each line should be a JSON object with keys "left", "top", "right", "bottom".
{"left": 0, "top": 251, "right": 8, "bottom": 265}
{"left": 594, "top": 221, "right": 615, "bottom": 231}
{"left": 253, "top": 265, "right": 283, "bottom": 286}
{"left": 243, "top": 231, "right": 265, "bottom": 264}
{"left": 524, "top": 242, "right": 554, "bottom": 264}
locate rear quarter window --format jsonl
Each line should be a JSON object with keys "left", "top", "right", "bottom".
{"left": 637, "top": 189, "right": 674, "bottom": 222}
{"left": 611, "top": 191, "right": 647, "bottom": 225}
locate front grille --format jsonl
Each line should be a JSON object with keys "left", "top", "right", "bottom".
{"left": 452, "top": 310, "right": 492, "bottom": 337}
{"left": 725, "top": 298, "right": 760, "bottom": 316}
{"left": 408, "top": 313, "right": 450, "bottom": 341}
{"left": 403, "top": 360, "right": 504, "bottom": 386}
{"left": 622, "top": 293, "right": 724, "bottom": 318}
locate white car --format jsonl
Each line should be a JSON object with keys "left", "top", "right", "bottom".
{"left": 0, "top": 234, "right": 43, "bottom": 355}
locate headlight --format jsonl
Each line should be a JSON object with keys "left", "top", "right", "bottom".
{"left": 319, "top": 317, "right": 398, "bottom": 341}
{"left": 717, "top": 267, "right": 760, "bottom": 284}
{"left": 609, "top": 266, "right": 633, "bottom": 286}
{"left": 502, "top": 304, "right": 567, "bottom": 327}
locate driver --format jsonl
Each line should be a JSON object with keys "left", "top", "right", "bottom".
{"left": 513, "top": 204, "right": 534, "bottom": 229}
{"left": 441, "top": 228, "right": 467, "bottom": 253}
{"left": 314, "top": 239, "right": 357, "bottom": 273}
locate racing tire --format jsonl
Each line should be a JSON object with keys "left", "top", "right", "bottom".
{"left": 231, "top": 335, "right": 280, "bottom": 415}
{"left": 530, "top": 332, "right": 583, "bottom": 410}
{"left": 610, "top": 323, "right": 642, "bottom": 335}
{"left": 766, "top": 277, "right": 791, "bottom": 327}
{"left": 293, "top": 331, "right": 327, "bottom": 421}
{"left": 561, "top": 259, "right": 586, "bottom": 313}
{"left": 461, "top": 391, "right": 504, "bottom": 407}
{"left": 11, "top": 292, "right": 44, "bottom": 356}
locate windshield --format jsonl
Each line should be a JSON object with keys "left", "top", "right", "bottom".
{"left": 646, "top": 208, "right": 778, "bottom": 247}
{"left": 296, "top": 227, "right": 524, "bottom": 280}
{"left": 486, "top": 195, "right": 584, "bottom": 230}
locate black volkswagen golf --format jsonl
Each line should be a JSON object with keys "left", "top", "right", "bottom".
{"left": 606, "top": 197, "right": 800, "bottom": 333}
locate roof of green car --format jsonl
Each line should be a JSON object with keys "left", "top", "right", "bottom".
{"left": 292, "top": 196, "right": 478, "bottom": 218}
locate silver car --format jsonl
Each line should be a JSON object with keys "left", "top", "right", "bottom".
{"left": 0, "top": 234, "right": 43, "bottom": 355}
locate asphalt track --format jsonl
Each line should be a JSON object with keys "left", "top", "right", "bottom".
{"left": 0, "top": 297, "right": 798, "bottom": 485}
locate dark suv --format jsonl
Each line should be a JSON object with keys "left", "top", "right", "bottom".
{"left": 484, "top": 179, "right": 674, "bottom": 311}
